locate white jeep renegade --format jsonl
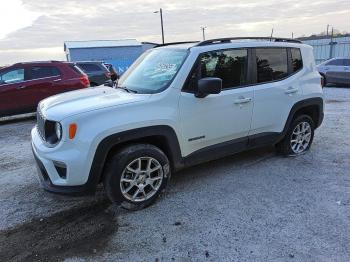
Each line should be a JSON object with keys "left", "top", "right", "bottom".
{"left": 31, "top": 37, "right": 324, "bottom": 210}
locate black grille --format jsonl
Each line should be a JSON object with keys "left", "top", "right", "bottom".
{"left": 37, "top": 108, "right": 46, "bottom": 141}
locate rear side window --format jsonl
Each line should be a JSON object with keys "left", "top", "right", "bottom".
{"left": 30, "top": 66, "right": 60, "bottom": 80}
{"left": 343, "top": 59, "right": 350, "bottom": 66}
{"left": 291, "top": 48, "right": 303, "bottom": 72}
{"left": 78, "top": 64, "right": 103, "bottom": 72}
{"left": 256, "top": 48, "right": 288, "bottom": 83}
{"left": 326, "top": 59, "right": 343, "bottom": 66}
{"left": 187, "top": 48, "right": 248, "bottom": 91}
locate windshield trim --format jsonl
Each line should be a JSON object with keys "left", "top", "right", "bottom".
{"left": 117, "top": 48, "right": 190, "bottom": 94}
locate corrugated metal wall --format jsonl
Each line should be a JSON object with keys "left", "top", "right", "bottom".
{"left": 68, "top": 46, "right": 143, "bottom": 74}
{"left": 302, "top": 36, "right": 350, "bottom": 64}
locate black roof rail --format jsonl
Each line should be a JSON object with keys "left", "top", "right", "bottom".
{"left": 154, "top": 41, "right": 199, "bottom": 48}
{"left": 13, "top": 60, "right": 63, "bottom": 65}
{"left": 195, "top": 37, "right": 302, "bottom": 46}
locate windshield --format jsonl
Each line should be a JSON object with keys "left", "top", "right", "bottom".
{"left": 117, "top": 48, "right": 188, "bottom": 94}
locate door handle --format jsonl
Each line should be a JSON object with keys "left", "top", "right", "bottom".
{"left": 285, "top": 87, "right": 298, "bottom": 94}
{"left": 234, "top": 97, "right": 252, "bottom": 104}
{"left": 16, "top": 85, "right": 26, "bottom": 90}
{"left": 53, "top": 79, "right": 62, "bottom": 82}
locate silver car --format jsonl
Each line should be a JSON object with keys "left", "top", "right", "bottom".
{"left": 317, "top": 57, "right": 350, "bottom": 86}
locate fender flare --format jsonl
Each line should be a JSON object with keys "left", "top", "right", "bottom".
{"left": 278, "top": 97, "right": 324, "bottom": 142}
{"left": 85, "top": 125, "right": 183, "bottom": 192}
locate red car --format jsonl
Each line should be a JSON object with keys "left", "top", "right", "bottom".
{"left": 0, "top": 61, "right": 90, "bottom": 117}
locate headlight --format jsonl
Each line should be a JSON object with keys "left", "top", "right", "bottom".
{"left": 55, "top": 122, "right": 62, "bottom": 141}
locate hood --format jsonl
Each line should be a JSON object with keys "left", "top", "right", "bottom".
{"left": 40, "top": 86, "right": 151, "bottom": 121}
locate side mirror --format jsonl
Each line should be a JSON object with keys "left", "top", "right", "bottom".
{"left": 104, "top": 80, "right": 114, "bottom": 87}
{"left": 195, "top": 77, "right": 222, "bottom": 98}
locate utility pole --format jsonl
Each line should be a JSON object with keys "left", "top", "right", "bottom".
{"left": 270, "top": 28, "right": 274, "bottom": 40}
{"left": 291, "top": 32, "right": 294, "bottom": 39}
{"left": 200, "top": 26, "right": 207, "bottom": 40}
{"left": 329, "top": 27, "right": 335, "bottom": 59}
{"left": 154, "top": 8, "right": 165, "bottom": 44}
{"left": 326, "top": 24, "right": 330, "bottom": 37}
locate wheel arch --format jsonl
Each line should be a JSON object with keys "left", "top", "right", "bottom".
{"left": 279, "top": 97, "right": 324, "bottom": 142}
{"left": 87, "top": 125, "right": 184, "bottom": 188}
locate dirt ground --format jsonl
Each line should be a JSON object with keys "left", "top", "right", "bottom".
{"left": 0, "top": 87, "right": 349, "bottom": 261}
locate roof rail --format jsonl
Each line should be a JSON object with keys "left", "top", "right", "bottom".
{"left": 13, "top": 60, "right": 62, "bottom": 65}
{"left": 154, "top": 41, "right": 199, "bottom": 48}
{"left": 195, "top": 37, "right": 302, "bottom": 46}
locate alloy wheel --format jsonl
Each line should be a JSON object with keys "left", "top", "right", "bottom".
{"left": 120, "top": 157, "right": 163, "bottom": 202}
{"left": 290, "top": 121, "right": 312, "bottom": 154}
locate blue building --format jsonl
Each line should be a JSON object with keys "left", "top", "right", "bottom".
{"left": 64, "top": 39, "right": 156, "bottom": 74}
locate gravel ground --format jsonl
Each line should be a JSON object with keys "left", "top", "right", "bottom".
{"left": 0, "top": 87, "right": 349, "bottom": 261}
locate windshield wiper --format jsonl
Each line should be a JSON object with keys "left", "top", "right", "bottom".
{"left": 116, "top": 85, "right": 138, "bottom": 93}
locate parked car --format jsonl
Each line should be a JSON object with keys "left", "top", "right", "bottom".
{"left": 75, "top": 61, "right": 111, "bottom": 86}
{"left": 103, "top": 63, "right": 119, "bottom": 82}
{"left": 0, "top": 61, "right": 89, "bottom": 117}
{"left": 317, "top": 57, "right": 350, "bottom": 85}
{"left": 32, "top": 37, "right": 324, "bottom": 210}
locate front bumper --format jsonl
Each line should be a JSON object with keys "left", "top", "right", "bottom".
{"left": 31, "top": 127, "right": 97, "bottom": 196}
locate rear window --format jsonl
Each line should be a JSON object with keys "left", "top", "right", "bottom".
{"left": 256, "top": 48, "right": 288, "bottom": 83}
{"left": 77, "top": 64, "right": 103, "bottom": 72}
{"left": 30, "top": 66, "right": 60, "bottom": 80}
{"left": 70, "top": 64, "right": 85, "bottom": 75}
{"left": 291, "top": 48, "right": 303, "bottom": 72}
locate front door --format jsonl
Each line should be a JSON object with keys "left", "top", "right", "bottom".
{"left": 179, "top": 48, "right": 254, "bottom": 157}
{"left": 16, "top": 65, "right": 62, "bottom": 111}
{"left": 0, "top": 67, "right": 26, "bottom": 116}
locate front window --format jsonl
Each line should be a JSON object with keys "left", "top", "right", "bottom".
{"left": 117, "top": 48, "right": 188, "bottom": 94}
{"left": 0, "top": 68, "right": 24, "bottom": 85}
{"left": 326, "top": 59, "right": 343, "bottom": 66}
{"left": 185, "top": 48, "right": 248, "bottom": 92}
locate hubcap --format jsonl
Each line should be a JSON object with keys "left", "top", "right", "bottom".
{"left": 290, "top": 121, "right": 312, "bottom": 154}
{"left": 120, "top": 157, "right": 163, "bottom": 202}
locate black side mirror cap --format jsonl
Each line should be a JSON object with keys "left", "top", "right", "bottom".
{"left": 104, "top": 80, "right": 114, "bottom": 87}
{"left": 195, "top": 77, "right": 222, "bottom": 98}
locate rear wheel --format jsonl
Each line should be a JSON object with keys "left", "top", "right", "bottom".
{"left": 276, "top": 115, "right": 314, "bottom": 156}
{"left": 103, "top": 144, "right": 171, "bottom": 210}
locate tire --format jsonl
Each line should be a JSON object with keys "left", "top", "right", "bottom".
{"left": 90, "top": 82, "right": 98, "bottom": 87}
{"left": 276, "top": 115, "right": 315, "bottom": 156}
{"left": 103, "top": 144, "right": 171, "bottom": 210}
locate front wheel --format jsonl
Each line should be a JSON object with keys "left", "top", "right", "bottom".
{"left": 103, "top": 144, "right": 171, "bottom": 210}
{"left": 276, "top": 115, "right": 315, "bottom": 156}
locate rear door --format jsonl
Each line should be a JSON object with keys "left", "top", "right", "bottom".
{"left": 330, "top": 59, "right": 350, "bottom": 84}
{"left": 16, "top": 65, "right": 62, "bottom": 110}
{"left": 0, "top": 67, "right": 26, "bottom": 116}
{"left": 250, "top": 47, "right": 304, "bottom": 139}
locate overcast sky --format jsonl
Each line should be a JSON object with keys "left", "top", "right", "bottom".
{"left": 0, "top": 0, "right": 349, "bottom": 65}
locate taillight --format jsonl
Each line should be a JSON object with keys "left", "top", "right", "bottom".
{"left": 321, "top": 76, "right": 325, "bottom": 88}
{"left": 80, "top": 75, "right": 90, "bottom": 87}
